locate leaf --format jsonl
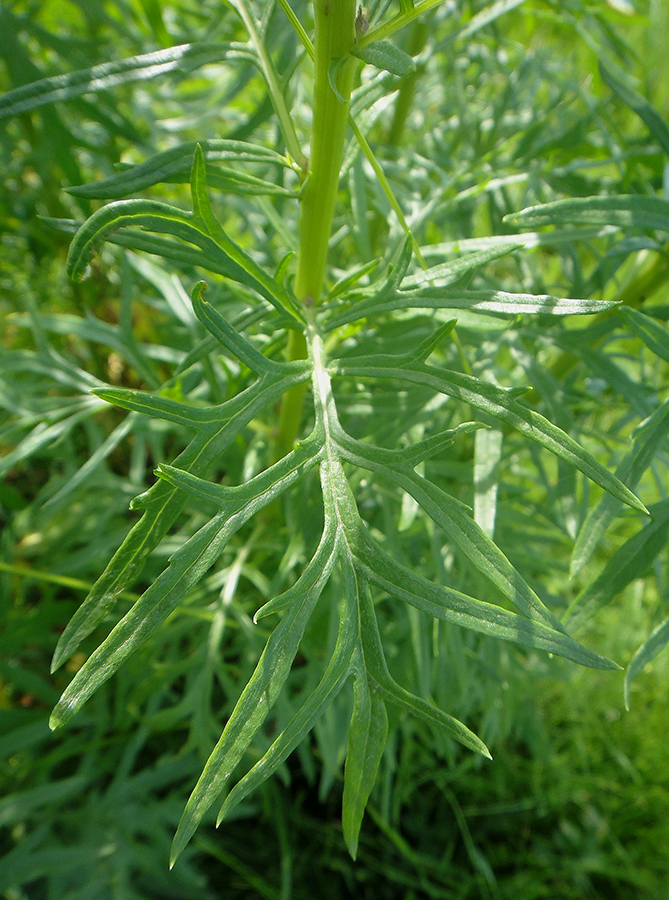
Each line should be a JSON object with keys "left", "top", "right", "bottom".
{"left": 333, "top": 361, "right": 648, "bottom": 513}
{"left": 504, "top": 195, "right": 669, "bottom": 233}
{"left": 619, "top": 306, "right": 669, "bottom": 364}
{"left": 50, "top": 442, "right": 322, "bottom": 730}
{"left": 337, "top": 431, "right": 568, "bottom": 633}
{"left": 400, "top": 244, "right": 522, "bottom": 289}
{"left": 352, "top": 41, "right": 415, "bottom": 77}
{"left": 565, "top": 500, "right": 669, "bottom": 631}
{"left": 358, "top": 586, "right": 491, "bottom": 758}
{"left": 156, "top": 434, "right": 320, "bottom": 508}
{"left": 341, "top": 657, "right": 388, "bottom": 859}
{"left": 51, "top": 371, "right": 308, "bottom": 670}
{"left": 599, "top": 63, "right": 669, "bottom": 158}
{"left": 624, "top": 617, "right": 669, "bottom": 710}
{"left": 0, "top": 43, "right": 236, "bottom": 120}
{"left": 352, "top": 528, "right": 618, "bottom": 670}
{"left": 67, "top": 139, "right": 293, "bottom": 199}
{"left": 170, "top": 520, "right": 339, "bottom": 866}
{"left": 92, "top": 386, "right": 221, "bottom": 427}
{"left": 66, "top": 187, "right": 301, "bottom": 321}
{"left": 45, "top": 216, "right": 271, "bottom": 283}
{"left": 189, "top": 281, "right": 287, "bottom": 375}
{"left": 325, "top": 241, "right": 615, "bottom": 326}
{"left": 571, "top": 397, "right": 669, "bottom": 576}
{"left": 189, "top": 144, "right": 303, "bottom": 321}
{"left": 332, "top": 289, "right": 616, "bottom": 324}
{"left": 214, "top": 554, "right": 359, "bottom": 825}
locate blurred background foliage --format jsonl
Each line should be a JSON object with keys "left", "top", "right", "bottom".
{"left": 1, "top": 0, "right": 669, "bottom": 897}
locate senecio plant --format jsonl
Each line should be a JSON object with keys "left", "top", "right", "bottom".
{"left": 45, "top": 0, "right": 648, "bottom": 866}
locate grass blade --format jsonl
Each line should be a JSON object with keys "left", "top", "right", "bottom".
{"left": 599, "top": 63, "right": 669, "bottom": 157}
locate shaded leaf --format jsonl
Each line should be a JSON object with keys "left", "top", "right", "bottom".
{"left": 504, "top": 195, "right": 669, "bottom": 232}
{"left": 342, "top": 657, "right": 388, "bottom": 859}
{"left": 600, "top": 63, "right": 669, "bottom": 157}
{"left": 0, "top": 43, "right": 237, "bottom": 119}
{"left": 619, "top": 306, "right": 669, "bottom": 364}
{"left": 571, "top": 397, "right": 669, "bottom": 575}
{"left": 333, "top": 361, "right": 647, "bottom": 513}
{"left": 565, "top": 501, "right": 669, "bottom": 631}
{"left": 624, "top": 617, "right": 669, "bottom": 710}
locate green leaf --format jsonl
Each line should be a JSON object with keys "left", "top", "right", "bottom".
{"left": 214, "top": 555, "right": 359, "bottom": 825}
{"left": 504, "top": 195, "right": 669, "bottom": 232}
{"left": 341, "top": 656, "right": 388, "bottom": 860}
{"left": 337, "top": 431, "right": 568, "bottom": 633}
{"left": 0, "top": 43, "right": 236, "bottom": 120}
{"left": 353, "top": 531, "right": 619, "bottom": 670}
{"left": 189, "top": 281, "right": 291, "bottom": 375}
{"left": 332, "top": 289, "right": 616, "bottom": 324}
{"left": 352, "top": 41, "right": 415, "bottom": 77}
{"left": 170, "top": 521, "right": 339, "bottom": 867}
{"left": 51, "top": 371, "right": 308, "bottom": 670}
{"left": 565, "top": 500, "right": 669, "bottom": 631}
{"left": 333, "top": 361, "right": 648, "bottom": 513}
{"left": 571, "top": 397, "right": 669, "bottom": 576}
{"left": 66, "top": 191, "right": 301, "bottom": 321}
{"left": 50, "top": 442, "right": 321, "bottom": 730}
{"left": 358, "top": 586, "right": 491, "bottom": 758}
{"left": 599, "top": 63, "right": 669, "bottom": 158}
{"left": 156, "top": 435, "right": 321, "bottom": 509}
{"left": 67, "top": 139, "right": 294, "bottom": 199}
{"left": 400, "top": 244, "right": 522, "bottom": 289}
{"left": 92, "top": 386, "right": 220, "bottom": 427}
{"left": 619, "top": 306, "right": 669, "bottom": 364}
{"left": 189, "top": 144, "right": 304, "bottom": 321}
{"left": 624, "top": 617, "right": 669, "bottom": 710}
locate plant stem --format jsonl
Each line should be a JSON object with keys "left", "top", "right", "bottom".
{"left": 386, "top": 20, "right": 428, "bottom": 147}
{"left": 276, "top": 0, "right": 358, "bottom": 454}
{"left": 232, "top": 0, "right": 307, "bottom": 170}
{"left": 294, "top": 0, "right": 358, "bottom": 308}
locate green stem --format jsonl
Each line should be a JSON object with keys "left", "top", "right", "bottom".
{"left": 386, "top": 21, "right": 428, "bottom": 147}
{"left": 276, "top": 0, "right": 358, "bottom": 455}
{"left": 294, "top": 0, "right": 358, "bottom": 307}
{"left": 233, "top": 0, "right": 307, "bottom": 169}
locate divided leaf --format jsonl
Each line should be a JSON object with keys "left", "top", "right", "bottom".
{"left": 504, "top": 195, "right": 669, "bottom": 233}
{"left": 0, "top": 43, "right": 237, "bottom": 119}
